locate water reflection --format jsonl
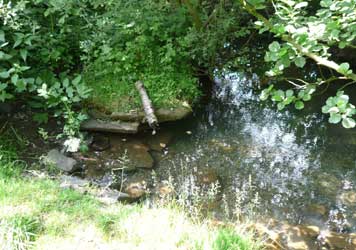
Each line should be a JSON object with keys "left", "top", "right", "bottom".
{"left": 157, "top": 72, "right": 356, "bottom": 232}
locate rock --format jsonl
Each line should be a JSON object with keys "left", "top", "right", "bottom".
{"left": 339, "top": 191, "right": 356, "bottom": 206}
{"left": 296, "top": 225, "right": 320, "bottom": 238}
{"left": 197, "top": 169, "right": 219, "bottom": 185}
{"left": 126, "top": 142, "right": 154, "bottom": 169}
{"left": 155, "top": 106, "right": 192, "bottom": 122}
{"left": 278, "top": 224, "right": 320, "bottom": 250}
{"left": 315, "top": 173, "right": 341, "bottom": 197}
{"left": 81, "top": 119, "right": 139, "bottom": 134}
{"left": 249, "top": 223, "right": 281, "bottom": 250}
{"left": 97, "top": 189, "right": 131, "bottom": 205}
{"left": 90, "top": 134, "right": 110, "bottom": 151}
{"left": 322, "top": 231, "right": 356, "bottom": 250}
{"left": 60, "top": 175, "right": 90, "bottom": 189}
{"left": 286, "top": 241, "right": 309, "bottom": 250}
{"left": 209, "top": 139, "right": 234, "bottom": 152}
{"left": 91, "top": 105, "right": 192, "bottom": 124}
{"left": 156, "top": 182, "right": 174, "bottom": 197}
{"left": 306, "top": 204, "right": 327, "bottom": 217}
{"left": 124, "top": 177, "right": 147, "bottom": 199}
{"left": 45, "top": 149, "right": 78, "bottom": 172}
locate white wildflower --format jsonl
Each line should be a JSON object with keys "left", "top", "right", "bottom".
{"left": 64, "top": 137, "right": 81, "bottom": 152}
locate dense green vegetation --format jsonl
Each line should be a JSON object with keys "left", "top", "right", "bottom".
{"left": 0, "top": 0, "right": 354, "bottom": 149}
{"left": 1, "top": 0, "right": 355, "bottom": 131}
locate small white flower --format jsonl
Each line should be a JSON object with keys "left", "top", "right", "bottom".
{"left": 64, "top": 137, "right": 81, "bottom": 152}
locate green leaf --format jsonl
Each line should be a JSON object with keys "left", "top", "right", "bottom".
{"left": 0, "top": 71, "right": 10, "bottom": 79}
{"left": 342, "top": 117, "right": 355, "bottom": 129}
{"left": 295, "top": 101, "right": 304, "bottom": 110}
{"left": 277, "top": 102, "right": 285, "bottom": 110}
{"left": 328, "top": 107, "right": 339, "bottom": 113}
{"left": 33, "top": 113, "right": 49, "bottom": 124}
{"left": 329, "top": 113, "right": 342, "bottom": 124}
{"left": 286, "top": 89, "right": 294, "bottom": 97}
{"left": 272, "top": 90, "right": 284, "bottom": 102}
{"left": 284, "top": 96, "right": 294, "bottom": 105}
{"left": 0, "top": 83, "right": 7, "bottom": 91}
{"left": 0, "top": 30, "right": 5, "bottom": 43}
{"left": 72, "top": 75, "right": 82, "bottom": 85}
{"left": 339, "top": 63, "right": 350, "bottom": 74}
{"left": 260, "top": 89, "right": 270, "bottom": 101}
{"left": 338, "top": 41, "right": 347, "bottom": 49}
{"left": 268, "top": 41, "right": 280, "bottom": 53}
{"left": 322, "top": 105, "right": 330, "bottom": 113}
{"left": 302, "top": 94, "right": 311, "bottom": 101}
{"left": 20, "top": 49, "right": 28, "bottom": 62}
{"left": 11, "top": 74, "right": 19, "bottom": 84}
{"left": 295, "top": 57, "right": 306, "bottom": 68}
{"left": 295, "top": 2, "right": 308, "bottom": 8}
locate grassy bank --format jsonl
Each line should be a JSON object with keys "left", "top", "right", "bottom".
{"left": 0, "top": 130, "right": 261, "bottom": 250}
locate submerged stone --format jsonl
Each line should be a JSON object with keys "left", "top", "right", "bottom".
{"left": 90, "top": 134, "right": 110, "bottom": 151}
{"left": 124, "top": 176, "right": 148, "bottom": 199}
{"left": 196, "top": 169, "right": 220, "bottom": 185}
{"left": 97, "top": 189, "right": 131, "bottom": 204}
{"left": 126, "top": 142, "right": 154, "bottom": 169}
{"left": 339, "top": 191, "right": 356, "bottom": 206}
{"left": 60, "top": 175, "right": 90, "bottom": 188}
{"left": 144, "top": 130, "right": 173, "bottom": 151}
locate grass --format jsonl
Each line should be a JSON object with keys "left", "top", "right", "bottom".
{"left": 83, "top": 64, "right": 201, "bottom": 114}
{"left": 0, "top": 127, "right": 262, "bottom": 250}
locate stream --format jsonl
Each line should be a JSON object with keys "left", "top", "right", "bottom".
{"left": 83, "top": 71, "right": 356, "bottom": 248}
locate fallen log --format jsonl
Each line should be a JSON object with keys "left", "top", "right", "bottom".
{"left": 135, "top": 80, "right": 158, "bottom": 130}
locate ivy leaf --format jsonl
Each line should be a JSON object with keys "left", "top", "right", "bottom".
{"left": 339, "top": 63, "right": 350, "bottom": 74}
{"left": 302, "top": 94, "right": 311, "bottom": 101}
{"left": 338, "top": 41, "right": 347, "bottom": 49}
{"left": 329, "top": 113, "right": 342, "bottom": 124}
{"left": 295, "top": 57, "right": 306, "bottom": 68}
{"left": 295, "top": 101, "right": 304, "bottom": 110}
{"left": 342, "top": 117, "right": 355, "bottom": 129}
{"left": 322, "top": 105, "right": 330, "bottom": 113}
{"left": 328, "top": 107, "right": 339, "bottom": 113}
{"left": 277, "top": 102, "right": 285, "bottom": 110}
{"left": 286, "top": 89, "right": 294, "bottom": 97}
{"left": 268, "top": 41, "right": 280, "bottom": 52}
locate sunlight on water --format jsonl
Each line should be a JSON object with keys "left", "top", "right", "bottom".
{"left": 157, "top": 71, "right": 356, "bottom": 232}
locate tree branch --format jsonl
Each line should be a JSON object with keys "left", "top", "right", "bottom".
{"left": 239, "top": 0, "right": 356, "bottom": 82}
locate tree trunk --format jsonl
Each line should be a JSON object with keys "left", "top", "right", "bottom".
{"left": 135, "top": 81, "right": 158, "bottom": 129}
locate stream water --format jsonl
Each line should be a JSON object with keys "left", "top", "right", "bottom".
{"left": 85, "top": 71, "right": 356, "bottom": 239}
{"left": 150, "top": 72, "right": 356, "bottom": 233}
